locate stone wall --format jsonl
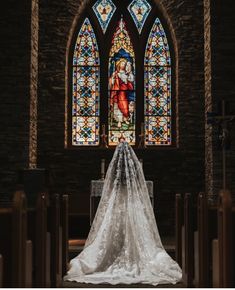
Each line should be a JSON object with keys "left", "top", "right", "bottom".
{"left": 0, "top": 0, "right": 32, "bottom": 204}
{"left": 1, "top": 0, "right": 234, "bottom": 237}
{"left": 205, "top": 0, "right": 235, "bottom": 200}
{"left": 37, "top": 0, "right": 205, "bottom": 236}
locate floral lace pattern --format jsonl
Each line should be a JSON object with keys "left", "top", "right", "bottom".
{"left": 64, "top": 142, "right": 182, "bottom": 285}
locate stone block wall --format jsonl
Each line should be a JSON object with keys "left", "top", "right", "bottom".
{"left": 1, "top": 0, "right": 234, "bottom": 237}
{"left": 0, "top": 0, "right": 32, "bottom": 204}
{"left": 37, "top": 0, "right": 205, "bottom": 236}
{"left": 205, "top": 0, "right": 235, "bottom": 200}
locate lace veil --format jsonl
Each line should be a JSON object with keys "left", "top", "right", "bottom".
{"left": 64, "top": 141, "right": 182, "bottom": 285}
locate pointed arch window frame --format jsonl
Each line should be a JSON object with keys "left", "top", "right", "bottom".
{"left": 66, "top": 0, "right": 177, "bottom": 150}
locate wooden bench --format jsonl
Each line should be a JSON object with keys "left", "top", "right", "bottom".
{"left": 0, "top": 190, "right": 32, "bottom": 287}
{"left": 27, "top": 192, "right": 51, "bottom": 287}
{"left": 61, "top": 194, "right": 69, "bottom": 277}
{"left": 176, "top": 190, "right": 235, "bottom": 288}
{"left": 175, "top": 193, "right": 183, "bottom": 268}
{"left": 196, "top": 192, "right": 208, "bottom": 287}
{"left": 47, "top": 193, "right": 69, "bottom": 286}
{"left": 0, "top": 254, "right": 3, "bottom": 288}
{"left": 215, "top": 190, "right": 235, "bottom": 287}
{"left": 193, "top": 193, "right": 217, "bottom": 287}
{"left": 180, "top": 193, "right": 197, "bottom": 287}
{"left": 176, "top": 193, "right": 198, "bottom": 287}
{"left": 48, "top": 194, "right": 63, "bottom": 287}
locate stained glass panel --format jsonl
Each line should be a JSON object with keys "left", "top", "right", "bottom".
{"left": 144, "top": 18, "right": 171, "bottom": 66}
{"left": 93, "top": 0, "right": 116, "bottom": 33}
{"left": 72, "top": 117, "right": 99, "bottom": 145}
{"left": 145, "top": 18, "right": 172, "bottom": 146}
{"left": 145, "top": 67, "right": 171, "bottom": 116}
{"left": 108, "top": 18, "right": 135, "bottom": 146}
{"left": 145, "top": 116, "right": 171, "bottom": 145}
{"left": 72, "top": 18, "right": 100, "bottom": 146}
{"left": 128, "top": 0, "right": 151, "bottom": 33}
{"left": 73, "top": 18, "right": 99, "bottom": 66}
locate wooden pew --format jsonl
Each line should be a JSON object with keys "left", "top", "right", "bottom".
{"left": 0, "top": 254, "right": 3, "bottom": 288}
{"left": 48, "top": 194, "right": 62, "bottom": 287}
{"left": 0, "top": 190, "right": 32, "bottom": 287}
{"left": 196, "top": 190, "right": 234, "bottom": 287}
{"left": 25, "top": 240, "right": 33, "bottom": 287}
{"left": 217, "top": 189, "right": 234, "bottom": 287}
{"left": 191, "top": 193, "right": 218, "bottom": 288}
{"left": 212, "top": 239, "right": 219, "bottom": 287}
{"left": 27, "top": 192, "right": 51, "bottom": 287}
{"left": 202, "top": 194, "right": 217, "bottom": 287}
{"left": 178, "top": 190, "right": 234, "bottom": 288}
{"left": 181, "top": 193, "right": 197, "bottom": 287}
{"left": 196, "top": 192, "right": 209, "bottom": 287}
{"left": 175, "top": 193, "right": 183, "bottom": 267}
{"left": 61, "top": 194, "right": 69, "bottom": 277}
{"left": 47, "top": 193, "right": 69, "bottom": 285}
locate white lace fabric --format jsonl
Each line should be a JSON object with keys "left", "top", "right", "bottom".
{"left": 64, "top": 142, "right": 182, "bottom": 285}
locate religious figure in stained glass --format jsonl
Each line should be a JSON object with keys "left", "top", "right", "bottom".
{"left": 128, "top": 0, "right": 151, "bottom": 33}
{"left": 144, "top": 18, "right": 171, "bottom": 145}
{"left": 108, "top": 18, "right": 135, "bottom": 146}
{"left": 72, "top": 18, "right": 100, "bottom": 146}
{"left": 92, "top": 0, "right": 116, "bottom": 33}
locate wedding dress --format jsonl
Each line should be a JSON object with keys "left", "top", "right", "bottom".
{"left": 64, "top": 142, "right": 182, "bottom": 285}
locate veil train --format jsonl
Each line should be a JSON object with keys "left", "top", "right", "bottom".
{"left": 64, "top": 141, "right": 182, "bottom": 285}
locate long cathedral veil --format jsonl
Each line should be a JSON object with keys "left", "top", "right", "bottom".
{"left": 64, "top": 141, "right": 182, "bottom": 285}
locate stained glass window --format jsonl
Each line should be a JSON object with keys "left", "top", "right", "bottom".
{"left": 93, "top": 0, "right": 116, "bottom": 33}
{"left": 72, "top": 18, "right": 100, "bottom": 146}
{"left": 128, "top": 0, "right": 151, "bottom": 34}
{"left": 108, "top": 18, "right": 136, "bottom": 146}
{"left": 71, "top": 1, "right": 174, "bottom": 148}
{"left": 144, "top": 18, "right": 171, "bottom": 145}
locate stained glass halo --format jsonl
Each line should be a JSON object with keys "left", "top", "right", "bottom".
{"left": 128, "top": 0, "right": 152, "bottom": 34}
{"left": 92, "top": 0, "right": 116, "bottom": 33}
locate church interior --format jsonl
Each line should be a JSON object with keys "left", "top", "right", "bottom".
{"left": 0, "top": 0, "right": 235, "bottom": 287}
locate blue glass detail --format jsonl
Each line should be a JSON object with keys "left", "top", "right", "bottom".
{"left": 128, "top": 0, "right": 151, "bottom": 33}
{"left": 93, "top": 0, "right": 116, "bottom": 33}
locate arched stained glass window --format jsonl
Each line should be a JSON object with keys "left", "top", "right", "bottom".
{"left": 108, "top": 18, "right": 135, "bottom": 146}
{"left": 72, "top": 18, "right": 100, "bottom": 146}
{"left": 144, "top": 18, "right": 172, "bottom": 145}
{"left": 69, "top": 1, "right": 174, "bottom": 148}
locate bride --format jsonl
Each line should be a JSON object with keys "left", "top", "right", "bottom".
{"left": 64, "top": 141, "right": 182, "bottom": 285}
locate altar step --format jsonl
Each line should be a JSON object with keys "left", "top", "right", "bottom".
{"left": 68, "top": 236, "right": 176, "bottom": 261}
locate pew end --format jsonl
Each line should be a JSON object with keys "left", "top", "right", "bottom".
{"left": 0, "top": 254, "right": 3, "bottom": 288}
